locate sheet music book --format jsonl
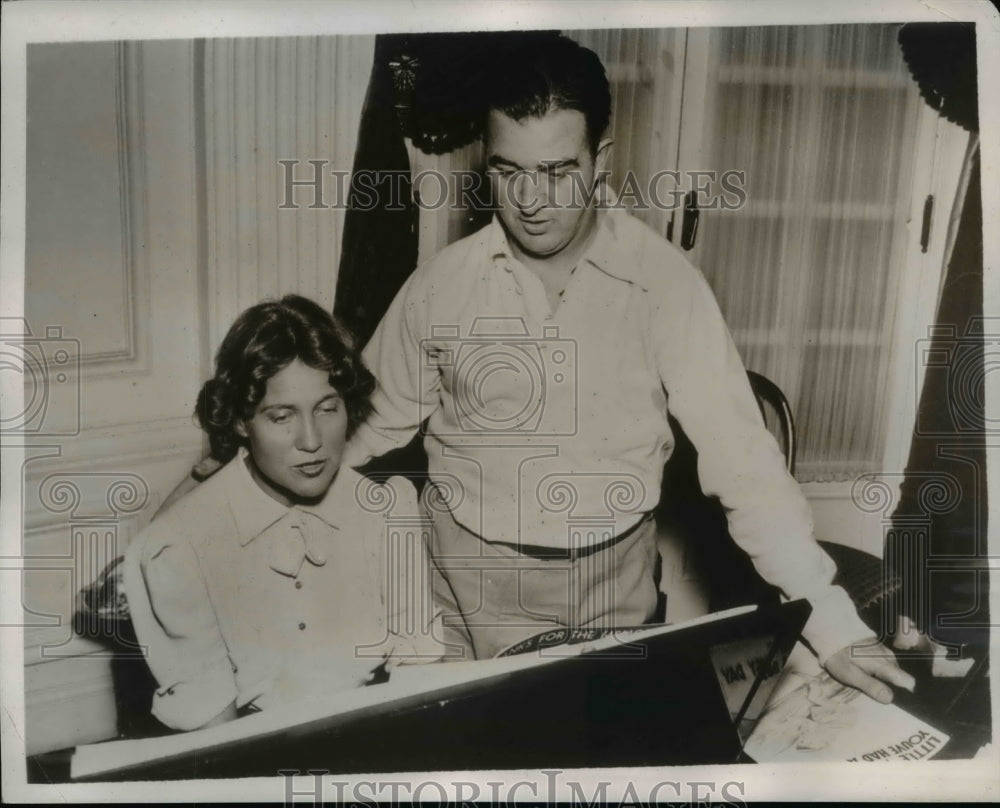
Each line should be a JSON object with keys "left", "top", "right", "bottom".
{"left": 72, "top": 600, "right": 811, "bottom": 780}
{"left": 744, "top": 642, "right": 951, "bottom": 763}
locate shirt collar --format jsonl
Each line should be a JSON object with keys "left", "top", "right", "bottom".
{"left": 223, "top": 448, "right": 358, "bottom": 546}
{"left": 485, "top": 201, "right": 649, "bottom": 291}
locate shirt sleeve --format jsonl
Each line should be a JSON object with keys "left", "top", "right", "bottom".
{"left": 123, "top": 529, "right": 237, "bottom": 730}
{"left": 343, "top": 270, "right": 441, "bottom": 469}
{"left": 654, "top": 265, "right": 871, "bottom": 663}
{"left": 381, "top": 476, "right": 448, "bottom": 665}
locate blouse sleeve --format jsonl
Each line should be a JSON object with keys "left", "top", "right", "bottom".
{"left": 123, "top": 528, "right": 237, "bottom": 730}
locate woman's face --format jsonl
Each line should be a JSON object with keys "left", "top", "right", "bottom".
{"left": 238, "top": 358, "right": 348, "bottom": 506}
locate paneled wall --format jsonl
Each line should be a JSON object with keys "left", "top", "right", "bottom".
{"left": 20, "top": 35, "right": 374, "bottom": 756}
{"left": 21, "top": 39, "right": 205, "bottom": 755}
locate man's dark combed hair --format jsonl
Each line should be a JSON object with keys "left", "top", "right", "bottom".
{"left": 195, "top": 294, "right": 375, "bottom": 462}
{"left": 485, "top": 35, "right": 611, "bottom": 153}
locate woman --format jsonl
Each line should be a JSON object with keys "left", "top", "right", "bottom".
{"left": 123, "top": 295, "right": 442, "bottom": 731}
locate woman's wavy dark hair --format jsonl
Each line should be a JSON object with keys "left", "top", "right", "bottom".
{"left": 195, "top": 295, "right": 375, "bottom": 462}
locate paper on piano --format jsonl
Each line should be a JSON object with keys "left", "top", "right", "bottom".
{"left": 744, "top": 643, "right": 950, "bottom": 763}
{"left": 70, "top": 652, "right": 540, "bottom": 780}
{"left": 72, "top": 607, "right": 758, "bottom": 780}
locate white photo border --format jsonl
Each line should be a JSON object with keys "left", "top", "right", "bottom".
{"left": 2, "top": 0, "right": 998, "bottom": 802}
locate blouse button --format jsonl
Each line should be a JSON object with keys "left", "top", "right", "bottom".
{"left": 295, "top": 580, "right": 303, "bottom": 589}
{"left": 298, "top": 622, "right": 307, "bottom": 631}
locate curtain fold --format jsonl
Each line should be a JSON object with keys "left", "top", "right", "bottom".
{"left": 888, "top": 146, "right": 985, "bottom": 640}
{"left": 334, "top": 35, "right": 418, "bottom": 347}
{"left": 202, "top": 35, "right": 374, "bottom": 350}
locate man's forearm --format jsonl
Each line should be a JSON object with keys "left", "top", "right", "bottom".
{"left": 343, "top": 419, "right": 421, "bottom": 470}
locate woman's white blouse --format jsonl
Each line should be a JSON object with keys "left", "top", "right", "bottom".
{"left": 123, "top": 453, "right": 442, "bottom": 730}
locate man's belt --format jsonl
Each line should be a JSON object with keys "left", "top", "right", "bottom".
{"left": 488, "top": 512, "right": 654, "bottom": 561}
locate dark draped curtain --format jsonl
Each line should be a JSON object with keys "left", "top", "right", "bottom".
{"left": 885, "top": 22, "right": 987, "bottom": 748}
{"left": 889, "top": 21, "right": 984, "bottom": 644}
{"left": 334, "top": 30, "right": 561, "bottom": 347}
{"left": 887, "top": 148, "right": 985, "bottom": 648}
{"left": 333, "top": 35, "right": 419, "bottom": 348}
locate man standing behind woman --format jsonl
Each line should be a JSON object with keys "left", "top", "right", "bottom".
{"left": 345, "top": 35, "right": 915, "bottom": 703}
{"left": 158, "top": 35, "right": 914, "bottom": 708}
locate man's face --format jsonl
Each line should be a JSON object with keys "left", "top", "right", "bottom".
{"left": 238, "top": 358, "right": 348, "bottom": 506}
{"left": 486, "top": 107, "right": 609, "bottom": 261}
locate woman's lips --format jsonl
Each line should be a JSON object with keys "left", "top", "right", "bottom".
{"left": 293, "top": 459, "right": 327, "bottom": 477}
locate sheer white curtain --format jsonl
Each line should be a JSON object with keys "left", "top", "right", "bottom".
{"left": 409, "top": 138, "right": 485, "bottom": 263}
{"left": 693, "top": 25, "right": 922, "bottom": 482}
{"left": 202, "top": 36, "right": 374, "bottom": 349}
{"left": 570, "top": 25, "right": 925, "bottom": 482}
{"left": 565, "top": 28, "right": 685, "bottom": 238}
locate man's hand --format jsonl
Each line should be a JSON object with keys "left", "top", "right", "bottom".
{"left": 153, "top": 455, "right": 223, "bottom": 520}
{"left": 823, "top": 636, "right": 916, "bottom": 703}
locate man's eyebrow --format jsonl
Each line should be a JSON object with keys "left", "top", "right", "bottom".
{"left": 486, "top": 154, "right": 523, "bottom": 169}
{"left": 539, "top": 159, "right": 579, "bottom": 171}
{"left": 486, "top": 156, "right": 580, "bottom": 171}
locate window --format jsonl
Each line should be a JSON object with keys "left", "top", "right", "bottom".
{"left": 569, "top": 24, "right": 965, "bottom": 482}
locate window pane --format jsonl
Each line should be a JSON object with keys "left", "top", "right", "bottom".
{"left": 815, "top": 87, "right": 909, "bottom": 204}
{"left": 693, "top": 24, "right": 919, "bottom": 481}
{"left": 807, "top": 219, "right": 895, "bottom": 330}
{"left": 719, "top": 27, "right": 799, "bottom": 67}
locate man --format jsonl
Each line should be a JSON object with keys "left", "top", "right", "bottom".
{"left": 344, "top": 35, "right": 913, "bottom": 701}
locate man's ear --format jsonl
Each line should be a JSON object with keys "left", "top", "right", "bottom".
{"left": 594, "top": 137, "right": 614, "bottom": 177}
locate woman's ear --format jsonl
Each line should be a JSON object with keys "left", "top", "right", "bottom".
{"left": 234, "top": 420, "right": 248, "bottom": 439}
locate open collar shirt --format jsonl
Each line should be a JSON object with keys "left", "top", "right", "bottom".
{"left": 347, "top": 208, "right": 871, "bottom": 662}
